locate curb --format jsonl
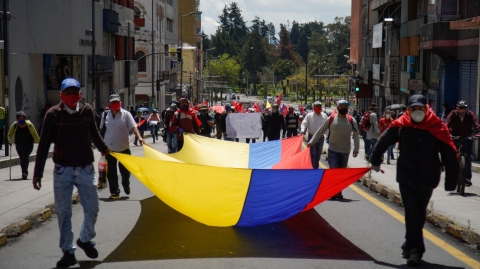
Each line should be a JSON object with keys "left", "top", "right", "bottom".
{"left": 356, "top": 177, "right": 480, "bottom": 247}
{"left": 0, "top": 192, "right": 79, "bottom": 248}
{"left": 0, "top": 151, "right": 53, "bottom": 170}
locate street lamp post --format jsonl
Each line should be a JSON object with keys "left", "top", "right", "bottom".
{"left": 205, "top": 47, "right": 215, "bottom": 106}
{"left": 180, "top": 11, "right": 202, "bottom": 96}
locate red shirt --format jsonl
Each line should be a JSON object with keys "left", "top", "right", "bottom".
{"left": 379, "top": 118, "right": 393, "bottom": 134}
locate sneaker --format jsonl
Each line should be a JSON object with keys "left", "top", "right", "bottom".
{"left": 109, "top": 194, "right": 120, "bottom": 199}
{"left": 407, "top": 252, "right": 422, "bottom": 266}
{"left": 387, "top": 161, "right": 391, "bottom": 164}
{"left": 22, "top": 173, "right": 27, "bottom": 179}
{"left": 56, "top": 251, "right": 77, "bottom": 267}
{"left": 391, "top": 156, "right": 395, "bottom": 160}
{"left": 402, "top": 249, "right": 410, "bottom": 259}
{"left": 124, "top": 187, "right": 130, "bottom": 195}
{"left": 76, "top": 238, "right": 98, "bottom": 259}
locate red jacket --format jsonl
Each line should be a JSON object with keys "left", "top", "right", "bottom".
{"left": 170, "top": 110, "right": 200, "bottom": 140}
{"left": 446, "top": 110, "right": 480, "bottom": 137}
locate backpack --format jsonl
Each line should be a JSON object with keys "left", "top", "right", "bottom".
{"left": 329, "top": 113, "right": 357, "bottom": 132}
{"left": 362, "top": 112, "right": 372, "bottom": 130}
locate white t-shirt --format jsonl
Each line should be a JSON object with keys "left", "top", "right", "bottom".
{"left": 100, "top": 108, "right": 137, "bottom": 152}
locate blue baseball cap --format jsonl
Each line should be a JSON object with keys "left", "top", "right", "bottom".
{"left": 61, "top": 78, "right": 81, "bottom": 91}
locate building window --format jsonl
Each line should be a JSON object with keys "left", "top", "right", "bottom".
{"left": 167, "top": 19, "right": 173, "bottom": 33}
{"left": 135, "top": 51, "right": 146, "bottom": 72}
{"left": 167, "top": 0, "right": 173, "bottom": 6}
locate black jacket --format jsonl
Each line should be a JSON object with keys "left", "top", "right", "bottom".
{"left": 265, "top": 112, "right": 286, "bottom": 139}
{"left": 220, "top": 112, "right": 230, "bottom": 133}
{"left": 371, "top": 127, "right": 458, "bottom": 190}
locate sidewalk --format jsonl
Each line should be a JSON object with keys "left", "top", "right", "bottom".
{"left": 0, "top": 144, "right": 53, "bottom": 170}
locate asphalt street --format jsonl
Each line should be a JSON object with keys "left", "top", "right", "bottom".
{"left": 0, "top": 133, "right": 479, "bottom": 269}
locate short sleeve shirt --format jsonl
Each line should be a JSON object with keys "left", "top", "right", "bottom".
{"left": 101, "top": 108, "right": 137, "bottom": 152}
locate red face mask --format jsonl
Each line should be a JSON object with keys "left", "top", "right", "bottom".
{"left": 110, "top": 102, "right": 122, "bottom": 111}
{"left": 289, "top": 110, "right": 294, "bottom": 114}
{"left": 314, "top": 107, "right": 322, "bottom": 113}
{"left": 61, "top": 94, "right": 82, "bottom": 109}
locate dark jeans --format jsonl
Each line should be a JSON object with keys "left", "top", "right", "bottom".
{"left": 16, "top": 143, "right": 33, "bottom": 175}
{"left": 455, "top": 139, "right": 473, "bottom": 180}
{"left": 286, "top": 128, "right": 298, "bottom": 137}
{"left": 362, "top": 130, "right": 371, "bottom": 155}
{"left": 151, "top": 125, "right": 159, "bottom": 139}
{"left": 327, "top": 149, "right": 350, "bottom": 169}
{"left": 263, "top": 131, "right": 267, "bottom": 142}
{"left": 268, "top": 134, "right": 281, "bottom": 141}
{"left": 134, "top": 130, "right": 144, "bottom": 144}
{"left": 308, "top": 136, "right": 325, "bottom": 169}
{"left": 366, "top": 139, "right": 377, "bottom": 156}
{"left": 106, "top": 149, "right": 131, "bottom": 195}
{"left": 178, "top": 140, "right": 184, "bottom": 151}
{"left": 399, "top": 184, "right": 433, "bottom": 254}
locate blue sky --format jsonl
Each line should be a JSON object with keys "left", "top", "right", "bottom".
{"left": 200, "top": 0, "right": 351, "bottom": 36}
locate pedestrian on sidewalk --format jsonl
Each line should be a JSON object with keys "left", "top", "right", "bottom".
{"left": 134, "top": 110, "right": 147, "bottom": 146}
{"left": 301, "top": 101, "right": 328, "bottom": 169}
{"left": 379, "top": 109, "right": 395, "bottom": 164}
{"left": 285, "top": 106, "right": 300, "bottom": 137}
{"left": 197, "top": 105, "right": 214, "bottom": 138}
{"left": 0, "top": 105, "right": 5, "bottom": 150}
{"left": 163, "top": 102, "right": 178, "bottom": 153}
{"left": 370, "top": 95, "right": 458, "bottom": 266}
{"left": 100, "top": 94, "right": 144, "bottom": 200}
{"left": 265, "top": 103, "right": 286, "bottom": 141}
{"left": 171, "top": 98, "right": 201, "bottom": 150}
{"left": 308, "top": 100, "right": 359, "bottom": 199}
{"left": 33, "top": 78, "right": 111, "bottom": 267}
{"left": 7, "top": 111, "right": 40, "bottom": 179}
{"left": 365, "top": 103, "right": 380, "bottom": 159}
{"left": 445, "top": 100, "right": 480, "bottom": 187}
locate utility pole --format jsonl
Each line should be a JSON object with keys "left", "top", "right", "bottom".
{"left": 151, "top": 0, "right": 155, "bottom": 109}
{"left": 92, "top": 0, "right": 99, "bottom": 111}
{"left": 3, "top": 0, "right": 9, "bottom": 156}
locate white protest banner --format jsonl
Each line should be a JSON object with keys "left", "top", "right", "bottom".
{"left": 226, "top": 113, "right": 262, "bottom": 138}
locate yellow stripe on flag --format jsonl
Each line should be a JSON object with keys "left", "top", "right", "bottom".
{"left": 266, "top": 100, "right": 271, "bottom": 108}
{"left": 111, "top": 153, "right": 252, "bottom": 227}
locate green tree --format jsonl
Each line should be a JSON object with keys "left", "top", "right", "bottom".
{"left": 242, "top": 32, "right": 268, "bottom": 92}
{"left": 278, "top": 24, "right": 301, "bottom": 66}
{"left": 203, "top": 54, "right": 241, "bottom": 87}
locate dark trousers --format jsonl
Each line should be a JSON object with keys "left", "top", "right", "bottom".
{"left": 286, "top": 128, "right": 298, "bottom": 137}
{"left": 308, "top": 136, "right": 325, "bottom": 169}
{"left": 362, "top": 130, "right": 371, "bottom": 155}
{"left": 399, "top": 183, "right": 433, "bottom": 254}
{"left": 246, "top": 138, "right": 256, "bottom": 143}
{"left": 16, "top": 143, "right": 33, "bottom": 175}
{"left": 106, "top": 149, "right": 131, "bottom": 195}
{"left": 178, "top": 140, "right": 184, "bottom": 151}
{"left": 268, "top": 134, "right": 281, "bottom": 141}
{"left": 263, "top": 132, "right": 267, "bottom": 142}
{"left": 135, "top": 130, "right": 144, "bottom": 144}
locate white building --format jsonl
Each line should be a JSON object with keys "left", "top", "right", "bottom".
{"left": 134, "top": 0, "right": 178, "bottom": 113}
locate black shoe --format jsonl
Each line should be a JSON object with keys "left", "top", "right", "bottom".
{"left": 391, "top": 156, "right": 395, "bottom": 160}
{"left": 387, "top": 161, "right": 391, "bottom": 165}
{"left": 124, "top": 187, "right": 130, "bottom": 195}
{"left": 76, "top": 238, "right": 98, "bottom": 259}
{"left": 402, "top": 249, "right": 410, "bottom": 259}
{"left": 22, "top": 173, "right": 27, "bottom": 179}
{"left": 109, "top": 194, "right": 120, "bottom": 199}
{"left": 56, "top": 251, "right": 77, "bottom": 267}
{"left": 407, "top": 252, "right": 422, "bottom": 266}
{"left": 466, "top": 180, "right": 472, "bottom": 187}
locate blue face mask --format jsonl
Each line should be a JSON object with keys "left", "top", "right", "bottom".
{"left": 18, "top": 120, "right": 26, "bottom": 125}
{"left": 225, "top": 106, "right": 231, "bottom": 112}
{"left": 180, "top": 104, "right": 189, "bottom": 111}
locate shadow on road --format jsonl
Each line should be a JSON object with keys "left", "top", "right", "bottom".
{"left": 103, "top": 196, "right": 374, "bottom": 263}
{"left": 374, "top": 260, "right": 464, "bottom": 268}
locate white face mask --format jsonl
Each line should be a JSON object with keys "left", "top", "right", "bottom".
{"left": 411, "top": 110, "right": 425, "bottom": 123}
{"left": 385, "top": 113, "right": 391, "bottom": 119}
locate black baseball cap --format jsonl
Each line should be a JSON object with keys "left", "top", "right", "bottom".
{"left": 408, "top": 95, "right": 427, "bottom": 107}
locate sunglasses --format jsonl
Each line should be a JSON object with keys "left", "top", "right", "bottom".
{"left": 458, "top": 106, "right": 467, "bottom": 109}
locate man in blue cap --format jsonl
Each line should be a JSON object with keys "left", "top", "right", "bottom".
{"left": 33, "top": 78, "right": 111, "bottom": 267}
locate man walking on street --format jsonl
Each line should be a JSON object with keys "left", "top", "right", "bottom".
{"left": 301, "top": 101, "right": 328, "bottom": 169}
{"left": 308, "top": 100, "right": 359, "bottom": 199}
{"left": 197, "top": 105, "right": 214, "bottom": 138}
{"left": 365, "top": 103, "right": 380, "bottom": 159}
{"left": 33, "top": 78, "right": 111, "bottom": 267}
{"left": 171, "top": 98, "right": 200, "bottom": 150}
{"left": 221, "top": 103, "right": 235, "bottom": 141}
{"left": 265, "top": 103, "right": 286, "bottom": 141}
{"left": 379, "top": 109, "right": 395, "bottom": 164}
{"left": 285, "top": 106, "right": 300, "bottom": 137}
{"left": 445, "top": 100, "right": 480, "bottom": 187}
{"left": 100, "top": 94, "right": 144, "bottom": 200}
{"left": 370, "top": 95, "right": 458, "bottom": 266}
{"left": 214, "top": 110, "right": 223, "bottom": 140}
{"left": 163, "top": 102, "right": 178, "bottom": 153}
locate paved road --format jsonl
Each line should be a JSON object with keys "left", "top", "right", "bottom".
{"left": 0, "top": 135, "right": 479, "bottom": 268}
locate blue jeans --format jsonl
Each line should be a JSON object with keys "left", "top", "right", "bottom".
{"left": 362, "top": 130, "right": 371, "bottom": 154}
{"left": 366, "top": 139, "right": 377, "bottom": 156}
{"left": 166, "top": 131, "right": 177, "bottom": 153}
{"left": 53, "top": 164, "right": 98, "bottom": 254}
{"left": 308, "top": 136, "right": 325, "bottom": 169}
{"left": 327, "top": 149, "right": 350, "bottom": 169}
{"left": 386, "top": 145, "right": 394, "bottom": 162}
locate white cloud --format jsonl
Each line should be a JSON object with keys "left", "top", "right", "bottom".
{"left": 200, "top": 0, "right": 351, "bottom": 36}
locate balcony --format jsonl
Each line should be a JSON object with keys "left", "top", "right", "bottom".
{"left": 134, "top": 17, "right": 145, "bottom": 27}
